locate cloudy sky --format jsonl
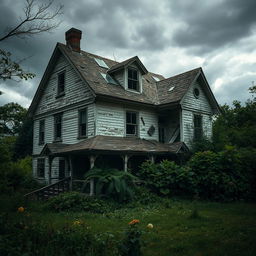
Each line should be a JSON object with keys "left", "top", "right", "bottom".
{"left": 1, "top": 0, "right": 256, "bottom": 108}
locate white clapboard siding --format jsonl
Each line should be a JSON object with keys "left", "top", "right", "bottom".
{"left": 182, "top": 81, "right": 212, "bottom": 114}
{"left": 35, "top": 55, "right": 93, "bottom": 116}
{"left": 139, "top": 110, "right": 159, "bottom": 140}
{"left": 96, "top": 103, "right": 125, "bottom": 136}
{"left": 113, "top": 71, "right": 125, "bottom": 87}
{"left": 182, "top": 109, "right": 212, "bottom": 147}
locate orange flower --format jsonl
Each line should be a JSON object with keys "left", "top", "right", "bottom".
{"left": 18, "top": 207, "right": 25, "bottom": 213}
{"left": 128, "top": 219, "right": 140, "bottom": 225}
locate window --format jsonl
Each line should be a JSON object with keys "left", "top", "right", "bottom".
{"left": 100, "top": 73, "right": 119, "bottom": 85}
{"left": 159, "top": 127, "right": 165, "bottom": 143}
{"left": 194, "top": 115, "right": 203, "bottom": 141}
{"left": 152, "top": 75, "right": 160, "bottom": 82}
{"left": 126, "top": 112, "right": 138, "bottom": 136}
{"left": 128, "top": 68, "right": 139, "bottom": 91}
{"left": 57, "top": 72, "right": 65, "bottom": 95}
{"left": 39, "top": 120, "right": 45, "bottom": 145}
{"left": 54, "top": 113, "right": 62, "bottom": 141}
{"left": 94, "top": 57, "right": 109, "bottom": 68}
{"left": 193, "top": 88, "right": 200, "bottom": 98}
{"left": 78, "top": 109, "right": 87, "bottom": 137}
{"left": 37, "top": 158, "right": 45, "bottom": 178}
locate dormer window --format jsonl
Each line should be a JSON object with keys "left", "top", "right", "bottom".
{"left": 94, "top": 57, "right": 109, "bottom": 68}
{"left": 128, "top": 68, "right": 139, "bottom": 91}
{"left": 57, "top": 72, "right": 65, "bottom": 96}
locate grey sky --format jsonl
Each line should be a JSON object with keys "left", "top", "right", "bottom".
{"left": 1, "top": 0, "right": 256, "bottom": 108}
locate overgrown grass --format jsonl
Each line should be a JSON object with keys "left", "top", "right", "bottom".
{"left": 1, "top": 194, "right": 256, "bottom": 256}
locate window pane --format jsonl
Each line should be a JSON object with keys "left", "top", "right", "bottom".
{"left": 37, "top": 158, "right": 45, "bottom": 178}
{"left": 126, "top": 124, "right": 136, "bottom": 135}
{"left": 54, "top": 114, "right": 62, "bottom": 140}
{"left": 58, "top": 73, "right": 65, "bottom": 94}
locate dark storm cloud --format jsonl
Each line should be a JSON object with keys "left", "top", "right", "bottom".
{"left": 170, "top": 0, "right": 256, "bottom": 53}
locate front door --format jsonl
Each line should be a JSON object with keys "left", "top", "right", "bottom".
{"left": 59, "top": 159, "right": 66, "bottom": 180}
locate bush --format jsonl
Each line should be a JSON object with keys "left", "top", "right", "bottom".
{"left": 138, "top": 160, "right": 196, "bottom": 197}
{"left": 46, "top": 192, "right": 114, "bottom": 213}
{"left": 84, "top": 168, "right": 138, "bottom": 203}
{"left": 188, "top": 146, "right": 254, "bottom": 200}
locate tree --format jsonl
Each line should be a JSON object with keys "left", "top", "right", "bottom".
{"left": 0, "top": 102, "right": 27, "bottom": 135}
{"left": 0, "top": 0, "right": 63, "bottom": 85}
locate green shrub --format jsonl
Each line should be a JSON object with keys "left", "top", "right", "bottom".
{"left": 46, "top": 192, "right": 114, "bottom": 213}
{"left": 138, "top": 160, "right": 196, "bottom": 197}
{"left": 84, "top": 168, "right": 138, "bottom": 203}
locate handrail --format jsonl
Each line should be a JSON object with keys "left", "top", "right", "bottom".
{"left": 24, "top": 177, "right": 71, "bottom": 199}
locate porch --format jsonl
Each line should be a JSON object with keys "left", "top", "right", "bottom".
{"left": 40, "top": 135, "right": 189, "bottom": 196}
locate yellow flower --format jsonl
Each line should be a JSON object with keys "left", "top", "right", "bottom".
{"left": 18, "top": 207, "right": 25, "bottom": 213}
{"left": 128, "top": 219, "right": 140, "bottom": 225}
{"left": 73, "top": 220, "right": 81, "bottom": 226}
{"left": 147, "top": 223, "right": 153, "bottom": 229}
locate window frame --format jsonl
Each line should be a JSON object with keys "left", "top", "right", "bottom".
{"left": 78, "top": 108, "right": 88, "bottom": 138}
{"left": 126, "top": 111, "right": 138, "bottom": 137}
{"left": 127, "top": 67, "right": 139, "bottom": 92}
{"left": 37, "top": 158, "right": 45, "bottom": 178}
{"left": 38, "top": 119, "right": 45, "bottom": 145}
{"left": 54, "top": 113, "right": 63, "bottom": 142}
{"left": 57, "top": 71, "right": 65, "bottom": 97}
{"left": 194, "top": 114, "right": 203, "bottom": 141}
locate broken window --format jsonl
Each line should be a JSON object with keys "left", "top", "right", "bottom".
{"left": 37, "top": 158, "right": 45, "bottom": 178}
{"left": 194, "top": 114, "right": 203, "bottom": 141}
{"left": 54, "top": 113, "right": 62, "bottom": 141}
{"left": 126, "top": 111, "right": 138, "bottom": 136}
{"left": 57, "top": 72, "right": 65, "bottom": 96}
{"left": 128, "top": 68, "right": 139, "bottom": 91}
{"left": 79, "top": 109, "right": 87, "bottom": 137}
{"left": 39, "top": 119, "right": 45, "bottom": 145}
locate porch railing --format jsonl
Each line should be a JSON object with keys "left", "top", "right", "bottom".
{"left": 24, "top": 177, "right": 71, "bottom": 200}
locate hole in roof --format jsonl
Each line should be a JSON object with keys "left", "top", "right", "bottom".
{"left": 100, "top": 73, "right": 119, "bottom": 85}
{"left": 168, "top": 86, "right": 175, "bottom": 92}
{"left": 94, "top": 57, "right": 109, "bottom": 68}
{"left": 152, "top": 76, "right": 160, "bottom": 82}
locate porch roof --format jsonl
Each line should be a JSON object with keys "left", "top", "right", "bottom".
{"left": 41, "top": 135, "right": 189, "bottom": 156}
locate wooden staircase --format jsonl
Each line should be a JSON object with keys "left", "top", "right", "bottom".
{"left": 24, "top": 177, "right": 71, "bottom": 200}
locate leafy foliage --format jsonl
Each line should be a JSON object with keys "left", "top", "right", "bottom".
{"left": 138, "top": 160, "right": 196, "bottom": 197}
{"left": 0, "top": 102, "right": 27, "bottom": 135}
{"left": 84, "top": 168, "right": 138, "bottom": 202}
{"left": 46, "top": 192, "right": 115, "bottom": 213}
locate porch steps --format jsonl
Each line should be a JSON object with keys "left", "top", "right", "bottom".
{"left": 24, "top": 177, "right": 71, "bottom": 200}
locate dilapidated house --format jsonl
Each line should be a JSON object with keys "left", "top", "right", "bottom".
{"left": 28, "top": 28, "right": 220, "bottom": 193}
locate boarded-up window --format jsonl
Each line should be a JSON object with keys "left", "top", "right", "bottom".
{"left": 194, "top": 115, "right": 203, "bottom": 141}
{"left": 79, "top": 109, "right": 87, "bottom": 137}
{"left": 128, "top": 68, "right": 139, "bottom": 91}
{"left": 126, "top": 112, "right": 138, "bottom": 136}
{"left": 37, "top": 158, "right": 45, "bottom": 178}
{"left": 57, "top": 72, "right": 65, "bottom": 95}
{"left": 54, "top": 113, "right": 62, "bottom": 141}
{"left": 39, "top": 120, "right": 45, "bottom": 145}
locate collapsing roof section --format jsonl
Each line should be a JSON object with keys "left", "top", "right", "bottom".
{"left": 40, "top": 135, "right": 189, "bottom": 156}
{"left": 28, "top": 42, "right": 220, "bottom": 116}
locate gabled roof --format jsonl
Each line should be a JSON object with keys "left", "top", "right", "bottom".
{"left": 29, "top": 42, "right": 220, "bottom": 116}
{"left": 107, "top": 56, "right": 148, "bottom": 75}
{"left": 39, "top": 135, "right": 188, "bottom": 156}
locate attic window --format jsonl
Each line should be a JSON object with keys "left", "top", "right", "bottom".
{"left": 152, "top": 76, "right": 160, "bottom": 82}
{"left": 168, "top": 86, "right": 175, "bottom": 92}
{"left": 101, "top": 73, "right": 118, "bottom": 85}
{"left": 128, "top": 68, "right": 139, "bottom": 91}
{"left": 94, "top": 58, "right": 109, "bottom": 68}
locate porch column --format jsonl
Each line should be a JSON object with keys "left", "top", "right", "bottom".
{"left": 89, "top": 155, "right": 96, "bottom": 196}
{"left": 48, "top": 156, "right": 53, "bottom": 185}
{"left": 149, "top": 155, "right": 155, "bottom": 164}
{"left": 123, "top": 154, "right": 129, "bottom": 172}
{"left": 68, "top": 156, "right": 73, "bottom": 191}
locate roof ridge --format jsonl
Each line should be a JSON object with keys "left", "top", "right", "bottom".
{"left": 156, "top": 67, "right": 201, "bottom": 84}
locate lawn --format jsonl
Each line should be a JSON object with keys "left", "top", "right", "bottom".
{"left": 1, "top": 194, "right": 256, "bottom": 256}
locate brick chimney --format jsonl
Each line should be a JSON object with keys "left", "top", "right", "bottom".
{"left": 65, "top": 28, "right": 82, "bottom": 52}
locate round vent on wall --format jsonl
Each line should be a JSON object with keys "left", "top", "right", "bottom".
{"left": 194, "top": 88, "right": 200, "bottom": 98}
